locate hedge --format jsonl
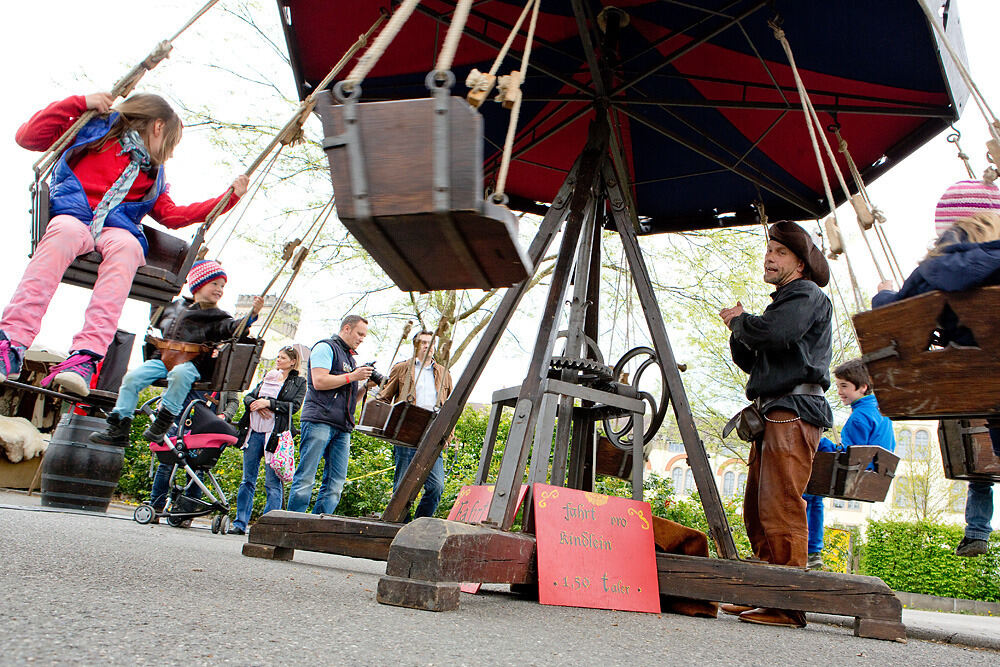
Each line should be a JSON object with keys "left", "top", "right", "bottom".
{"left": 862, "top": 519, "right": 1000, "bottom": 602}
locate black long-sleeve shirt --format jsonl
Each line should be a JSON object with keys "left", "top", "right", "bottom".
{"left": 728, "top": 278, "right": 833, "bottom": 428}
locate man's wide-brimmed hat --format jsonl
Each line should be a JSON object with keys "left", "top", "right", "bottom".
{"left": 767, "top": 220, "right": 830, "bottom": 288}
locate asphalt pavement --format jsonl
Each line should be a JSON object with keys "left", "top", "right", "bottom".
{"left": 1, "top": 491, "right": 998, "bottom": 666}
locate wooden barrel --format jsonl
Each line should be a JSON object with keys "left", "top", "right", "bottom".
{"left": 40, "top": 414, "right": 124, "bottom": 512}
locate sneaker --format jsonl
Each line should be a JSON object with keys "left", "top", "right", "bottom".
{"left": 42, "top": 350, "right": 101, "bottom": 397}
{"left": 807, "top": 552, "right": 824, "bottom": 570}
{"left": 956, "top": 537, "right": 989, "bottom": 557}
{"left": 0, "top": 331, "right": 25, "bottom": 382}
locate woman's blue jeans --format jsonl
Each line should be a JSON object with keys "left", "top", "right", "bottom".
{"left": 233, "top": 430, "right": 285, "bottom": 531}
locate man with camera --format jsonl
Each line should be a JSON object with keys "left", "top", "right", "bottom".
{"left": 287, "top": 315, "right": 373, "bottom": 515}
{"left": 377, "top": 329, "right": 453, "bottom": 520}
{"left": 718, "top": 221, "right": 833, "bottom": 629}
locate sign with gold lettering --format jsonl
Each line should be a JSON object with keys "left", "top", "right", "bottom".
{"left": 533, "top": 483, "right": 660, "bottom": 613}
{"left": 447, "top": 484, "right": 529, "bottom": 594}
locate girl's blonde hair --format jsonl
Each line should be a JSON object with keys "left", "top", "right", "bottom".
{"left": 925, "top": 212, "right": 1000, "bottom": 259}
{"left": 94, "top": 93, "right": 182, "bottom": 165}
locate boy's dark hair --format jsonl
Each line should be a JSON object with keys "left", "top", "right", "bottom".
{"left": 833, "top": 358, "right": 873, "bottom": 395}
{"left": 340, "top": 314, "right": 368, "bottom": 330}
{"left": 412, "top": 330, "right": 434, "bottom": 344}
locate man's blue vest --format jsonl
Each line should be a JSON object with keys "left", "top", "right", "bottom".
{"left": 47, "top": 112, "right": 166, "bottom": 255}
{"left": 300, "top": 336, "right": 358, "bottom": 432}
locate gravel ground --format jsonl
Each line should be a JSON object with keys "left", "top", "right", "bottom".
{"left": 1, "top": 505, "right": 998, "bottom": 666}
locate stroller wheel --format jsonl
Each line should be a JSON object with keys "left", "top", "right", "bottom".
{"left": 134, "top": 504, "right": 155, "bottom": 525}
{"left": 166, "top": 514, "right": 187, "bottom": 528}
{"left": 219, "top": 514, "right": 231, "bottom": 535}
{"left": 211, "top": 514, "right": 222, "bottom": 534}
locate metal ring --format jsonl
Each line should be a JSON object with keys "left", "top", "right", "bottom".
{"left": 425, "top": 69, "right": 456, "bottom": 91}
{"left": 490, "top": 192, "right": 509, "bottom": 206}
{"left": 333, "top": 80, "right": 362, "bottom": 103}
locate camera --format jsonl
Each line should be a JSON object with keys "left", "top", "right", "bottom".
{"left": 362, "top": 361, "right": 387, "bottom": 386}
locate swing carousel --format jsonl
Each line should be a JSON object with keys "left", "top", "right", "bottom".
{"left": 233, "top": 0, "right": 981, "bottom": 641}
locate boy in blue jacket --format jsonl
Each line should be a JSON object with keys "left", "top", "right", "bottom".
{"left": 805, "top": 359, "right": 895, "bottom": 569}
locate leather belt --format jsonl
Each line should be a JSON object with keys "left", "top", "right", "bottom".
{"left": 755, "top": 383, "right": 825, "bottom": 411}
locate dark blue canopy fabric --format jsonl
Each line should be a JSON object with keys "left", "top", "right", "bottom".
{"left": 278, "top": 0, "right": 968, "bottom": 232}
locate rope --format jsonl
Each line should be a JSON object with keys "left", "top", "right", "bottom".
{"left": 434, "top": 0, "right": 474, "bottom": 74}
{"left": 770, "top": 21, "right": 890, "bottom": 283}
{"left": 212, "top": 148, "right": 283, "bottom": 257}
{"left": 833, "top": 128, "right": 905, "bottom": 283}
{"left": 489, "top": 1, "right": 534, "bottom": 77}
{"left": 947, "top": 126, "right": 977, "bottom": 179}
{"left": 31, "top": 0, "right": 221, "bottom": 181}
{"left": 345, "top": 0, "right": 422, "bottom": 88}
{"left": 493, "top": 0, "right": 541, "bottom": 201}
{"left": 345, "top": 466, "right": 395, "bottom": 483}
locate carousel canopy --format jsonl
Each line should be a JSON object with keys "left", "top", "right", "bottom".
{"left": 276, "top": 0, "right": 969, "bottom": 232}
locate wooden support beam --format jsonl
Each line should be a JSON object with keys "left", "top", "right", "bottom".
{"left": 655, "top": 553, "right": 905, "bottom": 641}
{"left": 244, "top": 510, "right": 402, "bottom": 562}
{"left": 377, "top": 517, "right": 537, "bottom": 611}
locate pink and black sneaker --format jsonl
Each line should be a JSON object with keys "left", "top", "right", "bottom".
{"left": 42, "top": 350, "right": 101, "bottom": 397}
{"left": 0, "top": 331, "right": 25, "bottom": 382}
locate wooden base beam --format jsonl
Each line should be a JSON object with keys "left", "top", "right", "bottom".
{"left": 377, "top": 517, "right": 536, "bottom": 611}
{"left": 244, "top": 510, "right": 402, "bottom": 562}
{"left": 656, "top": 553, "right": 905, "bottom": 641}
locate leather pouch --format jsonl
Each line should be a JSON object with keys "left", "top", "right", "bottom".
{"left": 723, "top": 403, "right": 765, "bottom": 442}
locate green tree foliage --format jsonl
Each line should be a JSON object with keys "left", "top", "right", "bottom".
{"left": 862, "top": 519, "right": 1000, "bottom": 602}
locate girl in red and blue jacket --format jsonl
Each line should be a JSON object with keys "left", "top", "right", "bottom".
{"left": 0, "top": 92, "right": 248, "bottom": 397}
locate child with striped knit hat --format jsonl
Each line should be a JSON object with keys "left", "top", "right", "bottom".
{"left": 90, "top": 259, "right": 263, "bottom": 446}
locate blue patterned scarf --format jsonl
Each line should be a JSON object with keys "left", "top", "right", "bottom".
{"left": 90, "top": 128, "right": 153, "bottom": 240}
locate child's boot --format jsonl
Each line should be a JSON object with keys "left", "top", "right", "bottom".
{"left": 0, "top": 331, "right": 26, "bottom": 382}
{"left": 89, "top": 413, "right": 132, "bottom": 447}
{"left": 143, "top": 407, "right": 178, "bottom": 443}
{"left": 43, "top": 350, "right": 102, "bottom": 397}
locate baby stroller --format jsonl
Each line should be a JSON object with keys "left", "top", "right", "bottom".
{"left": 132, "top": 396, "right": 240, "bottom": 534}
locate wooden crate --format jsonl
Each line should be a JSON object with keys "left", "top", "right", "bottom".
{"left": 939, "top": 419, "right": 1000, "bottom": 482}
{"left": 316, "top": 91, "right": 531, "bottom": 292}
{"left": 853, "top": 286, "right": 1000, "bottom": 419}
{"left": 806, "top": 446, "right": 899, "bottom": 502}
{"left": 356, "top": 399, "right": 433, "bottom": 448}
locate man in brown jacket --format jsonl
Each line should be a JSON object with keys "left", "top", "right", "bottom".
{"left": 377, "top": 330, "right": 453, "bottom": 519}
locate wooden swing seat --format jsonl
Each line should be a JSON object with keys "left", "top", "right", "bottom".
{"left": 317, "top": 91, "right": 532, "bottom": 293}
{"left": 149, "top": 338, "right": 265, "bottom": 394}
{"left": 806, "top": 446, "right": 899, "bottom": 502}
{"left": 357, "top": 398, "right": 434, "bottom": 448}
{"left": 31, "top": 183, "right": 199, "bottom": 308}
{"left": 938, "top": 419, "right": 1000, "bottom": 483}
{"left": 853, "top": 285, "right": 1000, "bottom": 419}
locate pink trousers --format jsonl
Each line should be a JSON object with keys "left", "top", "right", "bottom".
{"left": 1, "top": 215, "right": 145, "bottom": 356}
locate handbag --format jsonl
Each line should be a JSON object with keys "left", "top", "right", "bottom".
{"left": 267, "top": 430, "right": 295, "bottom": 483}
{"left": 723, "top": 403, "right": 765, "bottom": 442}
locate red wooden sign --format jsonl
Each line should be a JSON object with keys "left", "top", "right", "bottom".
{"left": 447, "top": 484, "right": 529, "bottom": 594}
{"left": 533, "top": 483, "right": 660, "bottom": 613}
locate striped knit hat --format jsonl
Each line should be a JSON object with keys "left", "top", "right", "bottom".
{"left": 934, "top": 179, "right": 1000, "bottom": 238}
{"left": 187, "top": 259, "right": 227, "bottom": 294}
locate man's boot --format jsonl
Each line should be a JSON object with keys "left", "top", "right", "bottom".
{"left": 142, "top": 407, "right": 178, "bottom": 443}
{"left": 89, "top": 413, "right": 132, "bottom": 447}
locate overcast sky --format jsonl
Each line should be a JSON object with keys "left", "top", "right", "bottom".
{"left": 0, "top": 1, "right": 998, "bottom": 404}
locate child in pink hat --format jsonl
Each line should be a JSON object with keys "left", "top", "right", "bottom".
{"left": 90, "top": 260, "right": 263, "bottom": 446}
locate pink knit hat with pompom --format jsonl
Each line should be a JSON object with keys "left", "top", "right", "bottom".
{"left": 934, "top": 179, "right": 1000, "bottom": 238}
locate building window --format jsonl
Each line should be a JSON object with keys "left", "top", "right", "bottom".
{"left": 914, "top": 430, "right": 930, "bottom": 459}
{"left": 737, "top": 472, "right": 747, "bottom": 493}
{"left": 671, "top": 466, "right": 683, "bottom": 492}
{"left": 723, "top": 471, "right": 735, "bottom": 497}
{"left": 833, "top": 498, "right": 846, "bottom": 509}
{"left": 847, "top": 500, "right": 861, "bottom": 511}
{"left": 894, "top": 476, "right": 911, "bottom": 508}
{"left": 684, "top": 468, "right": 695, "bottom": 494}
{"left": 896, "top": 430, "right": 911, "bottom": 459}
{"left": 667, "top": 441, "right": 685, "bottom": 453}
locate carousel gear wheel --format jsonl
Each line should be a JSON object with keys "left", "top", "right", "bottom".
{"left": 602, "top": 346, "right": 670, "bottom": 449}
{"left": 549, "top": 356, "right": 615, "bottom": 384}
{"left": 553, "top": 330, "right": 605, "bottom": 365}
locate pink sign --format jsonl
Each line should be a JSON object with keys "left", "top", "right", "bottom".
{"left": 447, "top": 484, "right": 529, "bottom": 594}
{"left": 533, "top": 483, "right": 660, "bottom": 613}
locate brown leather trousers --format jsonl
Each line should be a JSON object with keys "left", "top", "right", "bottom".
{"left": 743, "top": 408, "right": 821, "bottom": 568}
